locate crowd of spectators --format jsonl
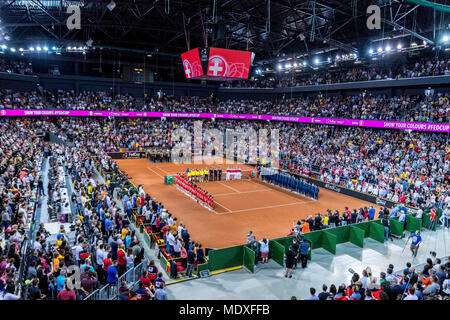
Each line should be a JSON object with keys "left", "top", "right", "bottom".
{"left": 1, "top": 88, "right": 449, "bottom": 123}
{"left": 0, "top": 56, "right": 33, "bottom": 75}
{"left": 225, "top": 57, "right": 450, "bottom": 88}
{"left": 0, "top": 119, "right": 44, "bottom": 299}
{"left": 302, "top": 255, "right": 450, "bottom": 300}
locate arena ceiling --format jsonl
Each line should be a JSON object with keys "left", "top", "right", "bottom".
{"left": 0, "top": 0, "right": 448, "bottom": 65}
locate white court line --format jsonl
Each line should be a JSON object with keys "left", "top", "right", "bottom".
{"left": 211, "top": 199, "right": 233, "bottom": 213}
{"left": 154, "top": 166, "right": 171, "bottom": 175}
{"left": 247, "top": 179, "right": 312, "bottom": 202}
{"left": 217, "top": 181, "right": 243, "bottom": 194}
{"left": 228, "top": 201, "right": 307, "bottom": 214}
{"left": 146, "top": 166, "right": 165, "bottom": 179}
{"left": 213, "top": 189, "right": 272, "bottom": 197}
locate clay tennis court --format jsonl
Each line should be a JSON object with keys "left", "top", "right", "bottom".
{"left": 115, "top": 157, "right": 381, "bottom": 249}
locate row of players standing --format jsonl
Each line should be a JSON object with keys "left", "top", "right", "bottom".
{"left": 262, "top": 172, "right": 319, "bottom": 200}
{"left": 186, "top": 168, "right": 223, "bottom": 182}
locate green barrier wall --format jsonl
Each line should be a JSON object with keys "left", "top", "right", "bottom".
{"left": 324, "top": 226, "right": 350, "bottom": 244}
{"left": 243, "top": 247, "right": 255, "bottom": 273}
{"left": 269, "top": 241, "right": 285, "bottom": 267}
{"left": 422, "top": 212, "right": 437, "bottom": 231}
{"left": 208, "top": 245, "right": 244, "bottom": 272}
{"left": 349, "top": 225, "right": 365, "bottom": 248}
{"left": 389, "top": 219, "right": 404, "bottom": 237}
{"left": 304, "top": 231, "right": 323, "bottom": 249}
{"left": 197, "top": 262, "right": 209, "bottom": 273}
{"left": 271, "top": 236, "right": 295, "bottom": 251}
{"left": 354, "top": 221, "right": 371, "bottom": 237}
{"left": 406, "top": 215, "right": 422, "bottom": 233}
{"left": 369, "top": 221, "right": 386, "bottom": 243}
{"left": 322, "top": 232, "right": 337, "bottom": 254}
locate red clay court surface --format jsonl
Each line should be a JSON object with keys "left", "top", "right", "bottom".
{"left": 115, "top": 158, "right": 381, "bottom": 249}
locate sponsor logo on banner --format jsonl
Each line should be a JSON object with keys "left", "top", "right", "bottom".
{"left": 325, "top": 183, "right": 341, "bottom": 193}
{"left": 376, "top": 198, "right": 387, "bottom": 206}
{"left": 122, "top": 152, "right": 143, "bottom": 159}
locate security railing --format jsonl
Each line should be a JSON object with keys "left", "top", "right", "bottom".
{"left": 84, "top": 260, "right": 147, "bottom": 300}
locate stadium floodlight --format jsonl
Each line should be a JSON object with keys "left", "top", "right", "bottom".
{"left": 397, "top": 43, "right": 402, "bottom": 50}
{"left": 327, "top": 57, "right": 331, "bottom": 62}
{"left": 303, "top": 61, "right": 307, "bottom": 66}
{"left": 293, "top": 62, "right": 297, "bottom": 67}
{"left": 314, "top": 58, "right": 319, "bottom": 64}
{"left": 277, "top": 64, "right": 282, "bottom": 70}
{"left": 411, "top": 42, "right": 417, "bottom": 47}
{"left": 78, "top": 46, "right": 83, "bottom": 50}
{"left": 0, "top": 44, "right": 6, "bottom": 49}
{"left": 107, "top": 0, "right": 116, "bottom": 11}
{"left": 36, "top": 46, "right": 42, "bottom": 51}
{"left": 369, "top": 49, "right": 374, "bottom": 54}
{"left": 19, "top": 48, "right": 24, "bottom": 52}
{"left": 29, "top": 47, "right": 34, "bottom": 51}
{"left": 385, "top": 45, "right": 391, "bottom": 52}
{"left": 377, "top": 47, "right": 383, "bottom": 53}
{"left": 285, "top": 63, "right": 291, "bottom": 69}
{"left": 43, "top": 46, "right": 48, "bottom": 51}
{"left": 442, "top": 35, "right": 449, "bottom": 42}
{"left": 52, "top": 46, "right": 57, "bottom": 50}
{"left": 67, "top": 46, "right": 72, "bottom": 50}
{"left": 10, "top": 48, "right": 15, "bottom": 52}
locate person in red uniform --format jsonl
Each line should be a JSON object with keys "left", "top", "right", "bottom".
{"left": 117, "top": 243, "right": 127, "bottom": 276}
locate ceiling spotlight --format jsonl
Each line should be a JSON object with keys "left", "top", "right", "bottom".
{"left": 10, "top": 48, "right": 15, "bottom": 52}
{"left": 385, "top": 45, "right": 391, "bottom": 52}
{"left": 369, "top": 49, "right": 374, "bottom": 54}
{"left": 277, "top": 64, "right": 282, "bottom": 70}
{"left": 107, "top": 0, "right": 116, "bottom": 11}
{"left": 314, "top": 58, "right": 319, "bottom": 64}
{"left": 377, "top": 47, "right": 383, "bottom": 53}
{"left": 285, "top": 63, "right": 291, "bottom": 69}
{"left": 29, "top": 47, "right": 34, "bottom": 51}
{"left": 411, "top": 42, "right": 417, "bottom": 47}
{"left": 303, "top": 61, "right": 307, "bottom": 66}
{"left": 0, "top": 44, "right": 6, "bottom": 49}
{"left": 36, "top": 46, "right": 42, "bottom": 51}
{"left": 397, "top": 43, "right": 402, "bottom": 50}
{"left": 43, "top": 46, "right": 48, "bottom": 51}
{"left": 19, "top": 48, "right": 24, "bottom": 52}
{"left": 293, "top": 62, "right": 297, "bottom": 67}
{"left": 67, "top": 46, "right": 72, "bottom": 50}
{"left": 52, "top": 46, "right": 57, "bottom": 50}
{"left": 443, "top": 35, "right": 449, "bottom": 42}
{"left": 423, "top": 40, "right": 427, "bottom": 45}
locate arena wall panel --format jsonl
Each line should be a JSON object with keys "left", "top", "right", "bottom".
{"left": 389, "top": 219, "right": 405, "bottom": 237}
{"left": 369, "top": 221, "right": 386, "bottom": 243}
{"left": 405, "top": 215, "right": 422, "bottom": 233}
{"left": 304, "top": 231, "right": 323, "bottom": 250}
{"left": 349, "top": 226, "right": 365, "bottom": 248}
{"left": 208, "top": 245, "right": 244, "bottom": 271}
{"left": 269, "top": 240, "right": 285, "bottom": 267}
{"left": 322, "top": 232, "right": 337, "bottom": 255}
{"left": 324, "top": 226, "right": 350, "bottom": 244}
{"left": 243, "top": 247, "right": 255, "bottom": 273}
